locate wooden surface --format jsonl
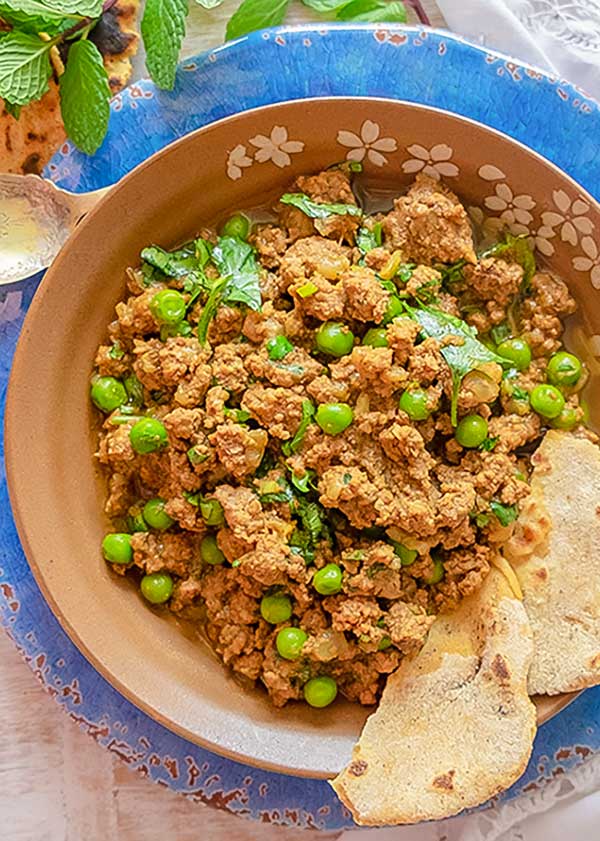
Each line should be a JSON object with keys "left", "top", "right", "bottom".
{"left": 1, "top": 4, "right": 446, "bottom": 839}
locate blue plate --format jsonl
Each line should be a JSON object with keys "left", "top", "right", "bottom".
{"left": 2, "top": 25, "right": 600, "bottom": 831}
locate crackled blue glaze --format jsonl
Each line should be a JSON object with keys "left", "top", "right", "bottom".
{"left": 0, "top": 25, "right": 599, "bottom": 831}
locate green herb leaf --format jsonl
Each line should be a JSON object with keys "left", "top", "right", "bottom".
{"left": 437, "top": 259, "right": 466, "bottom": 288}
{"left": 475, "top": 512, "right": 490, "bottom": 528}
{"left": 282, "top": 399, "right": 315, "bottom": 456}
{"left": 123, "top": 374, "right": 144, "bottom": 408}
{"left": 197, "top": 277, "right": 227, "bottom": 345}
{"left": 280, "top": 192, "right": 362, "bottom": 221}
{"left": 141, "top": 0, "right": 189, "bottom": 90}
{"left": 490, "top": 501, "right": 519, "bottom": 526}
{"left": 211, "top": 235, "right": 262, "bottom": 311}
{"left": 3, "top": 100, "right": 21, "bottom": 118}
{"left": 226, "top": 0, "right": 289, "bottom": 40}
{"left": 141, "top": 243, "right": 203, "bottom": 279}
{"left": 407, "top": 305, "right": 507, "bottom": 425}
{"left": 512, "top": 386, "right": 529, "bottom": 402}
{"left": 108, "top": 342, "right": 124, "bottom": 359}
{"left": 2, "top": 0, "right": 102, "bottom": 19}
{"left": 289, "top": 468, "right": 317, "bottom": 494}
{"left": 479, "top": 436, "right": 499, "bottom": 452}
{"left": 59, "top": 39, "right": 110, "bottom": 155}
{"left": 194, "top": 0, "right": 224, "bottom": 6}
{"left": 489, "top": 322, "right": 510, "bottom": 345}
{"left": 302, "top": 0, "right": 347, "bottom": 10}
{"left": 356, "top": 221, "right": 383, "bottom": 254}
{"left": 480, "top": 232, "right": 536, "bottom": 291}
{"left": 0, "top": 31, "right": 52, "bottom": 106}
{"left": 336, "top": 0, "right": 408, "bottom": 22}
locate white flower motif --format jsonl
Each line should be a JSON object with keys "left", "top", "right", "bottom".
{"left": 249, "top": 126, "right": 304, "bottom": 168}
{"left": 572, "top": 236, "right": 600, "bottom": 289}
{"left": 337, "top": 120, "right": 397, "bottom": 167}
{"left": 531, "top": 221, "right": 558, "bottom": 257}
{"left": 540, "top": 189, "right": 594, "bottom": 246}
{"left": 226, "top": 144, "right": 253, "bottom": 181}
{"left": 401, "top": 144, "right": 459, "bottom": 179}
{"left": 0, "top": 291, "right": 23, "bottom": 325}
{"left": 478, "top": 164, "right": 506, "bottom": 181}
{"left": 484, "top": 183, "right": 536, "bottom": 226}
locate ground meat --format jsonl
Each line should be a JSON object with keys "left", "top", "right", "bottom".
{"left": 382, "top": 175, "right": 476, "bottom": 264}
{"left": 342, "top": 267, "right": 390, "bottom": 323}
{"left": 520, "top": 272, "right": 577, "bottom": 356}
{"left": 94, "top": 168, "right": 586, "bottom": 709}
{"left": 209, "top": 423, "right": 268, "bottom": 479}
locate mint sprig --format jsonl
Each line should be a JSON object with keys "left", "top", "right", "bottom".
{"left": 59, "top": 38, "right": 110, "bottom": 155}
{"left": 141, "top": 0, "right": 189, "bottom": 90}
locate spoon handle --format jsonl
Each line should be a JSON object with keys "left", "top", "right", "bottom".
{"left": 63, "top": 184, "right": 112, "bottom": 222}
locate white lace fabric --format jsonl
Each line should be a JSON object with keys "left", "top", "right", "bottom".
{"left": 437, "top": 0, "right": 600, "bottom": 100}
{"left": 339, "top": 3, "right": 600, "bottom": 838}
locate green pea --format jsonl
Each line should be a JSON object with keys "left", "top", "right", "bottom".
{"left": 362, "top": 327, "right": 388, "bottom": 348}
{"left": 530, "top": 384, "right": 565, "bottom": 419}
{"left": 423, "top": 557, "right": 445, "bottom": 585}
{"left": 91, "top": 377, "right": 127, "bottom": 413}
{"left": 140, "top": 572, "right": 173, "bottom": 604}
{"left": 102, "top": 533, "right": 133, "bottom": 565}
{"left": 129, "top": 418, "right": 168, "bottom": 454}
{"left": 260, "top": 593, "right": 292, "bottom": 624}
{"left": 547, "top": 351, "right": 582, "bottom": 387}
{"left": 313, "top": 563, "right": 343, "bottom": 595}
{"left": 143, "top": 498, "right": 174, "bottom": 531}
{"left": 382, "top": 294, "right": 403, "bottom": 325}
{"left": 266, "top": 335, "right": 294, "bottom": 361}
{"left": 200, "top": 498, "right": 225, "bottom": 527}
{"left": 399, "top": 388, "right": 430, "bottom": 421}
{"left": 378, "top": 636, "right": 392, "bottom": 650}
{"left": 496, "top": 337, "right": 532, "bottom": 371}
{"left": 150, "top": 289, "right": 186, "bottom": 325}
{"left": 550, "top": 406, "right": 580, "bottom": 430}
{"left": 220, "top": 213, "right": 250, "bottom": 240}
{"left": 303, "top": 676, "right": 338, "bottom": 708}
{"left": 201, "top": 534, "right": 226, "bottom": 565}
{"left": 315, "top": 322, "right": 354, "bottom": 357}
{"left": 455, "top": 414, "right": 488, "bottom": 448}
{"left": 315, "top": 403, "right": 353, "bottom": 436}
{"left": 276, "top": 627, "right": 308, "bottom": 660}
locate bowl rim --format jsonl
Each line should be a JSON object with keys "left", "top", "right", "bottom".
{"left": 5, "top": 94, "right": 592, "bottom": 775}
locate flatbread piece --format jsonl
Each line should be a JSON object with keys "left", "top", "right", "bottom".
{"left": 510, "top": 430, "right": 600, "bottom": 695}
{"left": 331, "top": 566, "right": 536, "bottom": 826}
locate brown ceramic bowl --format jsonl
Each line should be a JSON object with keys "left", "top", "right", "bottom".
{"left": 6, "top": 98, "right": 599, "bottom": 779}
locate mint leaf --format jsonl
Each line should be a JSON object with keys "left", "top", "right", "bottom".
{"left": 211, "top": 235, "right": 262, "bottom": 310}
{"left": 282, "top": 400, "right": 315, "bottom": 456}
{"left": 226, "top": 0, "right": 289, "bottom": 40}
{"left": 59, "top": 39, "right": 110, "bottom": 155}
{"left": 194, "top": 0, "right": 223, "bottom": 6}
{"left": 280, "top": 192, "right": 362, "bottom": 220}
{"left": 337, "top": 0, "right": 408, "bottom": 21}
{"left": 141, "top": 0, "right": 189, "bottom": 90}
{"left": 3, "top": 100, "right": 21, "bottom": 118}
{"left": 407, "top": 305, "right": 507, "bottom": 425}
{"left": 2, "top": 0, "right": 102, "bottom": 18}
{"left": 302, "top": 0, "right": 348, "bottom": 9}
{"left": 0, "top": 31, "right": 52, "bottom": 106}
{"left": 357, "top": 222, "right": 383, "bottom": 254}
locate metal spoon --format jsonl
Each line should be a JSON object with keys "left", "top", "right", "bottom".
{"left": 0, "top": 174, "right": 110, "bottom": 285}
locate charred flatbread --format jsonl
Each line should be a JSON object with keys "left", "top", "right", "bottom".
{"left": 331, "top": 566, "right": 536, "bottom": 825}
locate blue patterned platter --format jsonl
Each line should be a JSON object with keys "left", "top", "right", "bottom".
{"left": 2, "top": 24, "right": 600, "bottom": 831}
